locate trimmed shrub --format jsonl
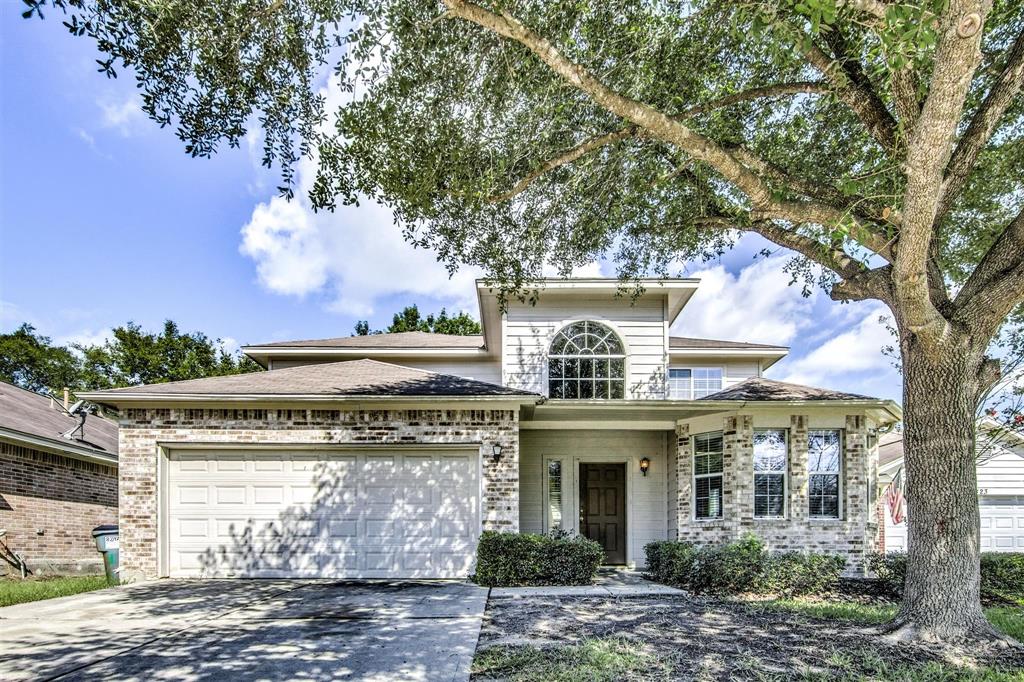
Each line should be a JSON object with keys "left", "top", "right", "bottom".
{"left": 870, "top": 551, "right": 1024, "bottom": 600}
{"left": 759, "top": 552, "right": 847, "bottom": 597}
{"left": 981, "top": 553, "right": 1024, "bottom": 596}
{"left": 472, "top": 530, "right": 604, "bottom": 587}
{"left": 644, "top": 534, "right": 846, "bottom": 596}
{"left": 644, "top": 540, "right": 697, "bottom": 586}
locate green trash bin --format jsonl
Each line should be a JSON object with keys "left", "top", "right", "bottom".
{"left": 92, "top": 525, "right": 120, "bottom": 585}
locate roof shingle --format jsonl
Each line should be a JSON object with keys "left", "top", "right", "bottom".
{"left": 699, "top": 377, "right": 873, "bottom": 401}
{"left": 0, "top": 381, "right": 118, "bottom": 456}
{"left": 83, "top": 359, "right": 536, "bottom": 399}
{"left": 249, "top": 331, "right": 485, "bottom": 350}
{"left": 669, "top": 336, "right": 787, "bottom": 350}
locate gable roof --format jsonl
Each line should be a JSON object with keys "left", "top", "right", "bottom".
{"left": 700, "top": 377, "right": 873, "bottom": 402}
{"left": 78, "top": 359, "right": 537, "bottom": 403}
{"left": 250, "top": 331, "right": 485, "bottom": 350}
{"left": 669, "top": 336, "right": 788, "bottom": 351}
{"left": 0, "top": 381, "right": 118, "bottom": 463}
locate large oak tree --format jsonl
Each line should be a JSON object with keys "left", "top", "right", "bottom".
{"left": 28, "top": 0, "right": 1024, "bottom": 644}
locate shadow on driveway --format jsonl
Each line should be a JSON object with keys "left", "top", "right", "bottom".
{"left": 0, "top": 579, "right": 487, "bottom": 681}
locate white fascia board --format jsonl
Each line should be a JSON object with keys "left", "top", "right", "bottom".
{"left": 0, "top": 427, "right": 118, "bottom": 467}
{"left": 540, "top": 398, "right": 902, "bottom": 421}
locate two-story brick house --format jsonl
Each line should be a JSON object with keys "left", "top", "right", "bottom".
{"left": 81, "top": 278, "right": 900, "bottom": 582}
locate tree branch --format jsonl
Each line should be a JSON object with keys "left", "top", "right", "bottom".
{"left": 488, "top": 126, "right": 640, "bottom": 203}
{"left": 937, "top": 26, "right": 1024, "bottom": 222}
{"left": 801, "top": 32, "right": 899, "bottom": 152}
{"left": 953, "top": 205, "right": 1024, "bottom": 335}
{"left": 696, "top": 216, "right": 867, "bottom": 281}
{"left": 893, "top": 0, "right": 988, "bottom": 349}
{"left": 487, "top": 81, "right": 827, "bottom": 203}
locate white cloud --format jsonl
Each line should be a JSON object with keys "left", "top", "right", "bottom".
{"left": 239, "top": 68, "right": 482, "bottom": 317}
{"left": 99, "top": 95, "right": 147, "bottom": 135}
{"left": 671, "top": 256, "right": 819, "bottom": 345}
{"left": 777, "top": 307, "right": 896, "bottom": 387}
{"left": 56, "top": 328, "right": 112, "bottom": 349}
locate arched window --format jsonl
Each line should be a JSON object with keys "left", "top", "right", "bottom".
{"left": 548, "top": 321, "right": 626, "bottom": 399}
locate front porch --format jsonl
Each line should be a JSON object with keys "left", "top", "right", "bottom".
{"left": 514, "top": 400, "right": 893, "bottom": 572}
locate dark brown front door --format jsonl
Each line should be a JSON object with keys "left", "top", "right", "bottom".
{"left": 579, "top": 462, "right": 627, "bottom": 564}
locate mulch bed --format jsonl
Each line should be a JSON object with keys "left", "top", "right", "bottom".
{"left": 475, "top": 592, "right": 1024, "bottom": 680}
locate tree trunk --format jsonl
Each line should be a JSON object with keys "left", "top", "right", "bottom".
{"left": 892, "top": 337, "right": 1004, "bottom": 644}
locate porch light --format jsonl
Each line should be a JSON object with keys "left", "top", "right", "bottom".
{"left": 639, "top": 457, "right": 650, "bottom": 477}
{"left": 491, "top": 444, "right": 504, "bottom": 463}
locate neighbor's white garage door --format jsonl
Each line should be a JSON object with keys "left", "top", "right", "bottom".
{"left": 165, "top": 449, "right": 480, "bottom": 578}
{"left": 980, "top": 496, "right": 1024, "bottom": 552}
{"left": 885, "top": 495, "right": 1024, "bottom": 553}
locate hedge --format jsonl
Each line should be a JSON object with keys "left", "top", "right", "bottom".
{"left": 869, "top": 551, "right": 1024, "bottom": 600}
{"left": 472, "top": 530, "right": 604, "bottom": 587}
{"left": 644, "top": 534, "right": 846, "bottom": 596}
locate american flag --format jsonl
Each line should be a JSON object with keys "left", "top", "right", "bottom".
{"left": 886, "top": 469, "right": 907, "bottom": 525}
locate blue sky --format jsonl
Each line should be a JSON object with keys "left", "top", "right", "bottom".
{"left": 0, "top": 7, "right": 902, "bottom": 401}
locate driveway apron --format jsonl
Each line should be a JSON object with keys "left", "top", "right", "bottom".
{"left": 0, "top": 579, "right": 488, "bottom": 681}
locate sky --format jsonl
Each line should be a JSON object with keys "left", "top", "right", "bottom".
{"left": 0, "top": 7, "right": 903, "bottom": 402}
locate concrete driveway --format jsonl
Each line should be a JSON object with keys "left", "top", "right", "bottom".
{"left": 0, "top": 579, "right": 488, "bottom": 681}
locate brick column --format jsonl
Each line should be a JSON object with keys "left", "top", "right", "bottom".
{"left": 675, "top": 423, "right": 691, "bottom": 538}
{"left": 725, "top": 414, "right": 753, "bottom": 532}
{"left": 789, "top": 415, "right": 809, "bottom": 523}
{"left": 844, "top": 414, "right": 870, "bottom": 573}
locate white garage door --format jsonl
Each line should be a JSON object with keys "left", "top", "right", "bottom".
{"left": 885, "top": 495, "right": 1024, "bottom": 553}
{"left": 981, "top": 496, "right": 1024, "bottom": 552}
{"left": 165, "top": 449, "right": 480, "bottom": 578}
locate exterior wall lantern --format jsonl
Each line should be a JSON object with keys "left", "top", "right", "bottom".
{"left": 491, "top": 444, "right": 504, "bottom": 463}
{"left": 639, "top": 457, "right": 650, "bottom": 477}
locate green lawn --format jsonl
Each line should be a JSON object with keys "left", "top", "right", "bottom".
{"left": 744, "top": 598, "right": 1024, "bottom": 643}
{"left": 0, "top": 576, "right": 111, "bottom": 607}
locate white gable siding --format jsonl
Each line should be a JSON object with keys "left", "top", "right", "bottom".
{"left": 977, "top": 447, "right": 1024, "bottom": 495}
{"left": 503, "top": 296, "right": 668, "bottom": 398}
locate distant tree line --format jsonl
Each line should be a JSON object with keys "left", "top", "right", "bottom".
{"left": 0, "top": 321, "right": 260, "bottom": 395}
{"left": 354, "top": 305, "right": 480, "bottom": 336}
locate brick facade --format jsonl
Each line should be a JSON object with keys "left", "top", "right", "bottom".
{"left": 117, "top": 407, "right": 519, "bottom": 581}
{"left": 674, "top": 412, "right": 878, "bottom": 574}
{"left": 0, "top": 441, "right": 118, "bottom": 574}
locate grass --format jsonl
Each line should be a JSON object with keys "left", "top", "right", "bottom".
{"left": 745, "top": 598, "right": 1024, "bottom": 643}
{"left": 472, "top": 638, "right": 1022, "bottom": 682}
{"left": 0, "top": 575, "right": 111, "bottom": 607}
{"left": 472, "top": 637, "right": 668, "bottom": 681}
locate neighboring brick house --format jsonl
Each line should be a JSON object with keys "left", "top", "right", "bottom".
{"left": 0, "top": 382, "right": 118, "bottom": 575}
{"left": 81, "top": 278, "right": 901, "bottom": 582}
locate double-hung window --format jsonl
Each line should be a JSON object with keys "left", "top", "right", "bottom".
{"left": 693, "top": 432, "right": 724, "bottom": 519}
{"left": 753, "top": 429, "right": 787, "bottom": 518}
{"left": 808, "top": 430, "right": 842, "bottom": 519}
{"left": 669, "top": 367, "right": 723, "bottom": 399}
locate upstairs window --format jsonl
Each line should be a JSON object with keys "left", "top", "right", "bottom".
{"left": 668, "top": 367, "right": 723, "bottom": 399}
{"left": 548, "top": 321, "right": 626, "bottom": 399}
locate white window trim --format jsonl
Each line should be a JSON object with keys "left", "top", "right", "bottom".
{"left": 547, "top": 320, "right": 629, "bottom": 400}
{"left": 808, "top": 429, "right": 843, "bottom": 520}
{"left": 753, "top": 428, "right": 789, "bottom": 520}
{"left": 692, "top": 431, "right": 725, "bottom": 521}
{"left": 668, "top": 366, "right": 724, "bottom": 400}
{"left": 542, "top": 456, "right": 566, "bottom": 532}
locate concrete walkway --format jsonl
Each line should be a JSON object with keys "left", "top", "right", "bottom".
{"left": 489, "top": 569, "right": 685, "bottom": 598}
{"left": 0, "top": 579, "right": 488, "bottom": 681}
